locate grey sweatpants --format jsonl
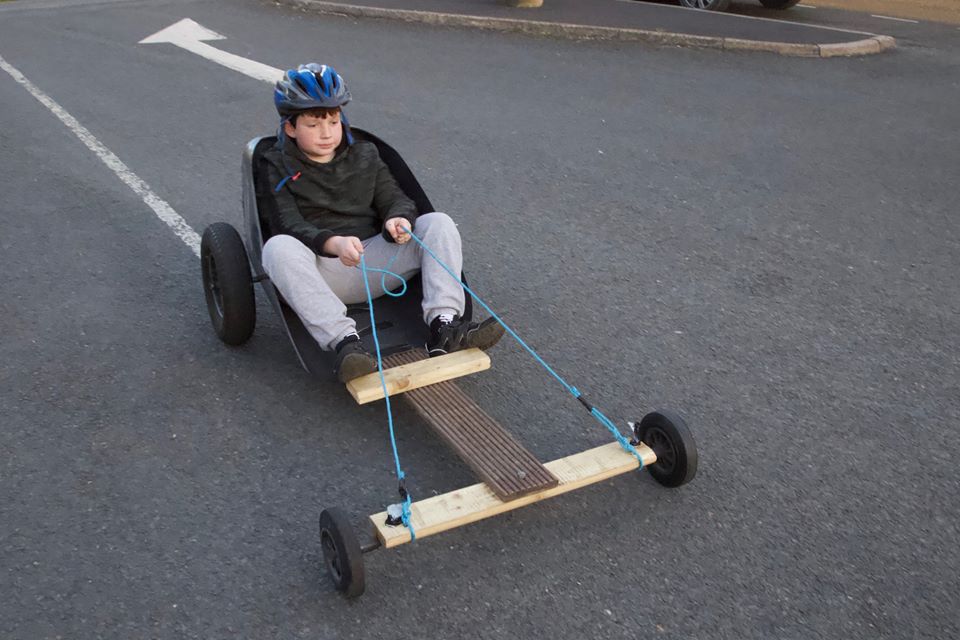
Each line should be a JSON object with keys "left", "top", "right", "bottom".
{"left": 261, "top": 211, "right": 465, "bottom": 350}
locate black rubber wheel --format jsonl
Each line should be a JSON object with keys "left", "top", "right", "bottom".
{"left": 319, "top": 508, "right": 365, "bottom": 598}
{"left": 759, "top": 0, "right": 800, "bottom": 8}
{"left": 678, "top": 0, "right": 732, "bottom": 11}
{"left": 200, "top": 223, "right": 255, "bottom": 346}
{"left": 634, "top": 410, "right": 698, "bottom": 488}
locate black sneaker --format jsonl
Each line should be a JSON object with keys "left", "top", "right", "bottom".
{"left": 426, "top": 315, "right": 505, "bottom": 358}
{"left": 333, "top": 334, "right": 378, "bottom": 383}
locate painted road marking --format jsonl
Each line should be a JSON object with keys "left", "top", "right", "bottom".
{"left": 140, "top": 19, "right": 282, "bottom": 83}
{"left": 0, "top": 54, "right": 201, "bottom": 256}
{"left": 870, "top": 15, "right": 919, "bottom": 24}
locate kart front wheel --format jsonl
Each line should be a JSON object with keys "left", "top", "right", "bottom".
{"left": 201, "top": 222, "right": 256, "bottom": 346}
{"left": 634, "top": 410, "right": 698, "bottom": 488}
{"left": 319, "top": 508, "right": 365, "bottom": 598}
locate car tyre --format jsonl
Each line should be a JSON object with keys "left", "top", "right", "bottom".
{"left": 678, "top": 0, "right": 732, "bottom": 11}
{"left": 759, "top": 0, "right": 800, "bottom": 9}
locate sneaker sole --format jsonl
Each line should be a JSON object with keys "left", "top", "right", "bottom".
{"left": 464, "top": 318, "right": 506, "bottom": 351}
{"left": 337, "top": 353, "right": 378, "bottom": 383}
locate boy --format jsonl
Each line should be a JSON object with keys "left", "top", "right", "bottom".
{"left": 261, "top": 63, "right": 504, "bottom": 382}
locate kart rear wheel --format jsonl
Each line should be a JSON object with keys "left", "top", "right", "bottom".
{"left": 759, "top": 0, "right": 800, "bottom": 8}
{"left": 635, "top": 410, "right": 698, "bottom": 488}
{"left": 319, "top": 508, "right": 365, "bottom": 598}
{"left": 678, "top": 0, "right": 732, "bottom": 11}
{"left": 201, "top": 222, "right": 256, "bottom": 346}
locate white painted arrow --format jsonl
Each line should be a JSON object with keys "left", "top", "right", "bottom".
{"left": 139, "top": 18, "right": 283, "bottom": 84}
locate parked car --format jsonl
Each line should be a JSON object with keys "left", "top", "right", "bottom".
{"left": 679, "top": 0, "right": 800, "bottom": 10}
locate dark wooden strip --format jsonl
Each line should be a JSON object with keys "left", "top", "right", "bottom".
{"left": 407, "top": 386, "right": 527, "bottom": 495}
{"left": 428, "top": 388, "right": 556, "bottom": 487}
{"left": 412, "top": 382, "right": 548, "bottom": 483}
{"left": 413, "top": 384, "right": 515, "bottom": 459}
{"left": 418, "top": 383, "right": 548, "bottom": 487}
{"left": 412, "top": 404, "right": 553, "bottom": 490}
{"left": 383, "top": 348, "right": 558, "bottom": 500}
{"left": 428, "top": 382, "right": 552, "bottom": 478}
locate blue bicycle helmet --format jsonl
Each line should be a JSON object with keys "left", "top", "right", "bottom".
{"left": 274, "top": 63, "right": 351, "bottom": 116}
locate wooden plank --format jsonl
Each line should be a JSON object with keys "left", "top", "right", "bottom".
{"left": 369, "top": 441, "right": 658, "bottom": 548}
{"left": 346, "top": 348, "right": 490, "bottom": 404}
{"left": 384, "top": 349, "right": 559, "bottom": 501}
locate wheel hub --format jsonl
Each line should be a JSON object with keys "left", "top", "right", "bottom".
{"left": 646, "top": 427, "right": 678, "bottom": 473}
{"left": 321, "top": 531, "right": 342, "bottom": 582}
{"left": 203, "top": 253, "right": 225, "bottom": 319}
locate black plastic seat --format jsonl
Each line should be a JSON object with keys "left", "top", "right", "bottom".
{"left": 239, "top": 130, "right": 470, "bottom": 379}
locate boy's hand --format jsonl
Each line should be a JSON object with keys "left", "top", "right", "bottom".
{"left": 385, "top": 218, "right": 412, "bottom": 244}
{"left": 324, "top": 235, "right": 364, "bottom": 267}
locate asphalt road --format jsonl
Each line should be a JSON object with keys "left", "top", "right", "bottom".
{"left": 2, "top": 0, "right": 958, "bottom": 638}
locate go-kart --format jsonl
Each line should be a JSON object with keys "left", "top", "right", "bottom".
{"left": 199, "top": 129, "right": 698, "bottom": 599}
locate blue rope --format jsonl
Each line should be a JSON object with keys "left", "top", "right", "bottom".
{"left": 369, "top": 246, "right": 407, "bottom": 298}
{"left": 359, "top": 254, "right": 415, "bottom": 540}
{"left": 402, "top": 227, "right": 644, "bottom": 467}
{"left": 358, "top": 224, "right": 643, "bottom": 534}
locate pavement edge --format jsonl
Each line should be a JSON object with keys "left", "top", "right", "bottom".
{"left": 276, "top": 0, "right": 897, "bottom": 58}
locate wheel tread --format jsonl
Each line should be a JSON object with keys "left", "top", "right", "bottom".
{"left": 319, "top": 507, "right": 366, "bottom": 598}
{"left": 201, "top": 223, "right": 256, "bottom": 345}
{"left": 637, "top": 410, "right": 698, "bottom": 488}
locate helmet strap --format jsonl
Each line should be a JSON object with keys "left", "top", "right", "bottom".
{"left": 340, "top": 110, "right": 355, "bottom": 146}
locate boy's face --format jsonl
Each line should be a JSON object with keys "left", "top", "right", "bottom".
{"left": 284, "top": 110, "right": 343, "bottom": 164}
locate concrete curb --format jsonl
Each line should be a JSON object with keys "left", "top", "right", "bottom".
{"left": 819, "top": 34, "right": 896, "bottom": 57}
{"left": 277, "top": 0, "right": 897, "bottom": 58}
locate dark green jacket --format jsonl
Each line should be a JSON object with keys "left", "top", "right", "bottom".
{"left": 262, "top": 138, "right": 418, "bottom": 255}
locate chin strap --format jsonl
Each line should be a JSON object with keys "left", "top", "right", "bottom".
{"left": 340, "top": 111, "right": 355, "bottom": 145}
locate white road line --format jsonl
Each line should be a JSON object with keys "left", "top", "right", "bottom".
{"left": 870, "top": 14, "right": 919, "bottom": 24}
{"left": 797, "top": 4, "right": 817, "bottom": 8}
{"left": 0, "top": 53, "right": 201, "bottom": 257}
